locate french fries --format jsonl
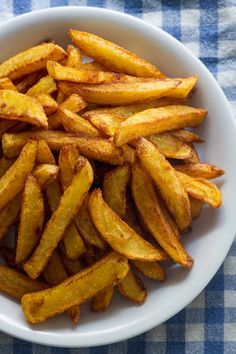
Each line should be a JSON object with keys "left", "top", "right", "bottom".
{"left": 66, "top": 45, "right": 82, "bottom": 68}
{"left": 0, "top": 157, "right": 15, "bottom": 178}
{"left": 27, "top": 75, "right": 57, "bottom": 96}
{"left": 0, "top": 90, "right": 48, "bottom": 128}
{"left": 0, "top": 194, "right": 22, "bottom": 241}
{"left": 36, "top": 93, "right": 58, "bottom": 116}
{"left": 22, "top": 252, "right": 129, "bottom": 324}
{"left": 59, "top": 145, "right": 80, "bottom": 191}
{"left": 190, "top": 197, "right": 203, "bottom": 219}
{"left": 133, "top": 261, "right": 166, "bottom": 281}
{"left": 0, "top": 77, "right": 17, "bottom": 91}
{"left": 32, "top": 164, "right": 59, "bottom": 190}
{"left": 36, "top": 139, "right": 56, "bottom": 164}
{"left": 92, "top": 286, "right": 114, "bottom": 312}
{"left": 117, "top": 271, "right": 147, "bottom": 304}
{"left": 171, "top": 129, "right": 204, "bottom": 143}
{"left": 175, "top": 163, "right": 224, "bottom": 179}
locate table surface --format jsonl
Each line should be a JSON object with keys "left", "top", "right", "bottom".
{"left": 0, "top": 1, "right": 235, "bottom": 353}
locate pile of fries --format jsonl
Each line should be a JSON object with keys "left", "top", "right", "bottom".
{"left": 0, "top": 30, "right": 224, "bottom": 325}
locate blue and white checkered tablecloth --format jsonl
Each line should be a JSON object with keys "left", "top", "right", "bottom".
{"left": 0, "top": 1, "right": 235, "bottom": 353}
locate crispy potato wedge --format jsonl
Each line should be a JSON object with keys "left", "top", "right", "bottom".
{"left": 133, "top": 260, "right": 166, "bottom": 281}
{"left": 56, "top": 90, "right": 65, "bottom": 104}
{"left": 0, "top": 193, "right": 22, "bottom": 241}
{"left": 22, "top": 251, "right": 129, "bottom": 324}
{"left": 176, "top": 171, "right": 222, "bottom": 208}
{"left": 2, "top": 131, "right": 124, "bottom": 165}
{"left": 0, "top": 43, "right": 66, "bottom": 80}
{"left": 58, "top": 79, "right": 179, "bottom": 105}
{"left": 0, "top": 90, "right": 48, "bottom": 128}
{"left": 33, "top": 164, "right": 59, "bottom": 190}
{"left": 82, "top": 61, "right": 112, "bottom": 72}
{"left": 0, "top": 78, "right": 17, "bottom": 91}
{"left": 89, "top": 189, "right": 166, "bottom": 261}
{"left": 59, "top": 145, "right": 80, "bottom": 191}
{"left": 171, "top": 129, "right": 204, "bottom": 143}
{"left": 122, "top": 144, "right": 136, "bottom": 163}
{"left": 27, "top": 75, "right": 57, "bottom": 96}
{"left": 24, "top": 157, "right": 93, "bottom": 279}
{"left": 0, "top": 121, "right": 17, "bottom": 137}
{"left": 75, "top": 192, "right": 107, "bottom": 250}
{"left": 147, "top": 133, "right": 192, "bottom": 160}
{"left": 166, "top": 76, "right": 198, "bottom": 98}
{"left": 189, "top": 197, "right": 203, "bottom": 219}
{"left": 0, "top": 139, "right": 37, "bottom": 211}
{"left": 16, "top": 71, "right": 44, "bottom": 94}
{"left": 16, "top": 174, "right": 44, "bottom": 264}
{"left": 103, "top": 164, "right": 130, "bottom": 218}
{"left": 0, "top": 265, "right": 47, "bottom": 301}
{"left": 131, "top": 160, "right": 192, "bottom": 267}
{"left": 86, "top": 112, "right": 125, "bottom": 137}
{"left": 36, "top": 94, "right": 58, "bottom": 116}
{"left": 175, "top": 163, "right": 224, "bottom": 179}
{"left": 183, "top": 143, "right": 200, "bottom": 164}
{"left": 58, "top": 107, "right": 101, "bottom": 137}
{"left": 60, "top": 253, "right": 84, "bottom": 275}
{"left": 0, "top": 157, "right": 15, "bottom": 178}
{"left": 157, "top": 195, "right": 180, "bottom": 240}
{"left": 117, "top": 270, "right": 147, "bottom": 304}
{"left": 114, "top": 105, "right": 207, "bottom": 146}
{"left": 36, "top": 139, "right": 56, "bottom": 165}
{"left": 69, "top": 30, "right": 162, "bottom": 78}
{"left": 91, "top": 285, "right": 114, "bottom": 312}
{"left": 137, "top": 138, "right": 191, "bottom": 231}
{"left": 66, "top": 45, "right": 82, "bottom": 68}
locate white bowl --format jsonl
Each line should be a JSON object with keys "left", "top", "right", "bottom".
{"left": 0, "top": 6, "right": 235, "bottom": 348}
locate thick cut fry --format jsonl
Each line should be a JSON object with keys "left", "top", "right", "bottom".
{"left": 58, "top": 108, "right": 100, "bottom": 137}
{"left": 36, "top": 94, "right": 58, "bottom": 116}
{"left": 58, "top": 80, "right": 179, "bottom": 105}
{"left": 0, "top": 139, "right": 37, "bottom": 211}
{"left": 175, "top": 163, "right": 224, "bottom": 179}
{"left": 131, "top": 160, "right": 193, "bottom": 267}
{"left": 103, "top": 164, "right": 130, "bottom": 218}
{"left": 114, "top": 105, "right": 207, "bottom": 146}
{"left": 166, "top": 76, "right": 197, "bottom": 98}
{"left": 22, "top": 252, "right": 129, "bottom": 324}
{"left": 0, "top": 193, "right": 22, "bottom": 241}
{"left": 91, "top": 286, "right": 114, "bottom": 312}
{"left": 0, "top": 121, "right": 17, "bottom": 137}
{"left": 75, "top": 192, "right": 107, "bottom": 250}
{"left": 133, "top": 261, "right": 166, "bottom": 281}
{"left": 16, "top": 175, "right": 44, "bottom": 264}
{"left": 0, "top": 90, "right": 48, "bottom": 128}
{"left": 117, "top": 271, "right": 147, "bottom": 304}
{"left": 59, "top": 145, "right": 80, "bottom": 191}
{"left": 0, "top": 265, "right": 47, "bottom": 301}
{"left": 27, "top": 75, "right": 57, "bottom": 96}
{"left": 0, "top": 157, "right": 15, "bottom": 178}
{"left": 89, "top": 189, "right": 166, "bottom": 261}
{"left": 24, "top": 157, "right": 93, "bottom": 279}
{"left": 66, "top": 45, "right": 82, "bottom": 68}
{"left": 137, "top": 138, "right": 191, "bottom": 231}
{"left": 190, "top": 197, "right": 203, "bottom": 219}
{"left": 2, "top": 131, "right": 124, "bottom": 165}
{"left": 184, "top": 143, "right": 200, "bottom": 164}
{"left": 176, "top": 171, "right": 222, "bottom": 208}
{"left": 60, "top": 253, "right": 84, "bottom": 275}
{"left": 43, "top": 250, "right": 80, "bottom": 324}
{"left": 33, "top": 164, "right": 59, "bottom": 190}
{"left": 82, "top": 61, "right": 112, "bottom": 72}
{"left": 16, "top": 71, "right": 44, "bottom": 94}
{"left": 0, "top": 78, "right": 17, "bottom": 91}
{"left": 122, "top": 144, "right": 136, "bottom": 163}
{"left": 36, "top": 140, "right": 56, "bottom": 165}
{"left": 69, "top": 30, "right": 162, "bottom": 78}
{"left": 86, "top": 112, "right": 125, "bottom": 137}
{"left": 147, "top": 133, "right": 192, "bottom": 160}
{"left": 171, "top": 129, "right": 204, "bottom": 143}
{"left": 0, "top": 43, "right": 66, "bottom": 80}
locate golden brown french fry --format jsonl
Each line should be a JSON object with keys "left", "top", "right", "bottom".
{"left": 16, "top": 71, "right": 44, "bottom": 94}
{"left": 82, "top": 61, "right": 112, "bottom": 72}
{"left": 0, "top": 265, "right": 47, "bottom": 301}
{"left": 171, "top": 129, "right": 204, "bottom": 143}
{"left": 103, "top": 164, "right": 130, "bottom": 218}
{"left": 16, "top": 174, "right": 44, "bottom": 264}
{"left": 147, "top": 133, "right": 193, "bottom": 160}
{"left": 0, "top": 43, "right": 66, "bottom": 80}
{"left": 117, "top": 270, "right": 147, "bottom": 304}
{"left": 0, "top": 90, "right": 48, "bottom": 128}
{"left": 131, "top": 160, "right": 193, "bottom": 267}
{"left": 0, "top": 77, "right": 17, "bottom": 91}
{"left": 59, "top": 145, "right": 80, "bottom": 191}
{"left": 33, "top": 164, "right": 59, "bottom": 190}
{"left": 0, "top": 193, "right": 22, "bottom": 241}
{"left": 0, "top": 139, "right": 37, "bottom": 211}
{"left": 56, "top": 90, "right": 65, "bottom": 104}
{"left": 0, "top": 121, "right": 17, "bottom": 137}
{"left": 157, "top": 195, "right": 180, "bottom": 240}
{"left": 86, "top": 112, "right": 125, "bottom": 137}
{"left": 0, "top": 157, "right": 15, "bottom": 178}
{"left": 58, "top": 79, "right": 179, "bottom": 105}
{"left": 60, "top": 253, "right": 84, "bottom": 275}
{"left": 91, "top": 286, "right": 114, "bottom": 312}
{"left": 36, "top": 139, "right": 56, "bottom": 165}
{"left": 122, "top": 144, "right": 136, "bottom": 163}
{"left": 2, "top": 131, "right": 124, "bottom": 165}
{"left": 183, "top": 143, "right": 200, "bottom": 164}
{"left": 137, "top": 138, "right": 191, "bottom": 231}
{"left": 89, "top": 189, "right": 166, "bottom": 261}
{"left": 114, "top": 105, "right": 207, "bottom": 146}
{"left": 189, "top": 197, "right": 203, "bottom": 219}
{"left": 166, "top": 76, "right": 197, "bottom": 98}
{"left": 175, "top": 163, "right": 224, "bottom": 179}
{"left": 133, "top": 260, "right": 166, "bottom": 281}
{"left": 75, "top": 192, "right": 107, "bottom": 250}
{"left": 27, "top": 75, "right": 57, "bottom": 96}
{"left": 24, "top": 157, "right": 93, "bottom": 279}
{"left": 58, "top": 108, "right": 101, "bottom": 137}
{"left": 36, "top": 94, "right": 58, "bottom": 115}
{"left": 176, "top": 171, "right": 222, "bottom": 208}
{"left": 21, "top": 251, "right": 129, "bottom": 324}
{"left": 69, "top": 30, "right": 162, "bottom": 78}
{"left": 66, "top": 45, "right": 82, "bottom": 68}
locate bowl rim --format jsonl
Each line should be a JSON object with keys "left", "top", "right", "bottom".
{"left": 0, "top": 5, "right": 235, "bottom": 348}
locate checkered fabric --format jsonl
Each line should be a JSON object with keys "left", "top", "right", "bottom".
{"left": 0, "top": 1, "right": 235, "bottom": 353}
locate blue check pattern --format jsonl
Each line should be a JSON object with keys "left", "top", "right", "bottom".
{"left": 0, "top": 1, "right": 235, "bottom": 353}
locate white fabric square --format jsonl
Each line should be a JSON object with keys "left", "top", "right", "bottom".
{"left": 186, "top": 323, "right": 204, "bottom": 342}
